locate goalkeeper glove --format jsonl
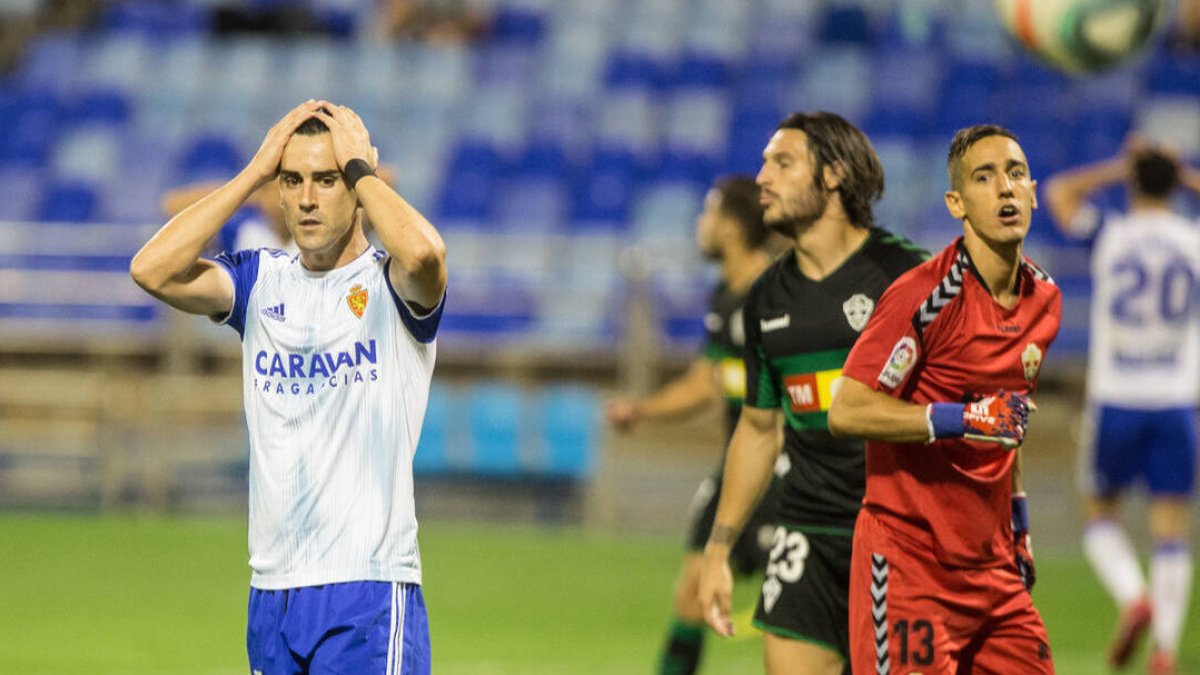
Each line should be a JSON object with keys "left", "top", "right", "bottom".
{"left": 925, "top": 390, "right": 1033, "bottom": 448}
{"left": 1012, "top": 492, "right": 1035, "bottom": 591}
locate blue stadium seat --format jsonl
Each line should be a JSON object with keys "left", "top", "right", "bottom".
{"left": 604, "top": 51, "right": 669, "bottom": 90}
{"left": 3, "top": 88, "right": 62, "bottom": 169}
{"left": 99, "top": 0, "right": 208, "bottom": 37}
{"left": 467, "top": 384, "right": 524, "bottom": 476}
{"left": 68, "top": 88, "right": 132, "bottom": 128}
{"left": 817, "top": 4, "right": 873, "bottom": 45}
{"left": 571, "top": 147, "right": 640, "bottom": 229}
{"left": 490, "top": 6, "right": 547, "bottom": 45}
{"left": 413, "top": 384, "right": 451, "bottom": 475}
{"left": 176, "top": 133, "right": 243, "bottom": 183}
{"left": 435, "top": 138, "right": 503, "bottom": 224}
{"left": 539, "top": 386, "right": 599, "bottom": 479}
{"left": 437, "top": 277, "right": 536, "bottom": 337}
{"left": 36, "top": 179, "right": 99, "bottom": 223}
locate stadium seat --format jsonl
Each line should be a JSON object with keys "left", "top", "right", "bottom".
{"left": 539, "top": 386, "right": 599, "bottom": 479}
{"left": 3, "top": 88, "right": 62, "bottom": 169}
{"left": 35, "top": 179, "right": 99, "bottom": 223}
{"left": 489, "top": 6, "right": 547, "bottom": 46}
{"left": 817, "top": 4, "right": 873, "bottom": 45}
{"left": 175, "top": 132, "right": 243, "bottom": 183}
{"left": 435, "top": 138, "right": 504, "bottom": 224}
{"left": 467, "top": 384, "right": 524, "bottom": 476}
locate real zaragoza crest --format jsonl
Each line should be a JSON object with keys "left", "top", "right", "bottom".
{"left": 346, "top": 284, "right": 368, "bottom": 319}
{"left": 842, "top": 293, "right": 875, "bottom": 332}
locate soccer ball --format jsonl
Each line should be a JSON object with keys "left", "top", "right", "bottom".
{"left": 994, "top": 0, "right": 1174, "bottom": 73}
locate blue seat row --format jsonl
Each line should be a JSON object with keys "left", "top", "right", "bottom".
{"left": 414, "top": 382, "right": 601, "bottom": 481}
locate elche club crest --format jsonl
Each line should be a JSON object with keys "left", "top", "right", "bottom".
{"left": 1021, "top": 343, "right": 1043, "bottom": 382}
{"left": 842, "top": 293, "right": 874, "bottom": 332}
{"left": 346, "top": 284, "right": 368, "bottom": 318}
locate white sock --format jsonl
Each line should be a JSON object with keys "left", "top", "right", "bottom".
{"left": 1083, "top": 519, "right": 1146, "bottom": 607}
{"left": 1150, "top": 539, "right": 1193, "bottom": 656}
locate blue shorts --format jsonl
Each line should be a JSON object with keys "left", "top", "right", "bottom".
{"left": 1083, "top": 405, "right": 1198, "bottom": 497}
{"left": 247, "top": 582, "right": 429, "bottom": 675}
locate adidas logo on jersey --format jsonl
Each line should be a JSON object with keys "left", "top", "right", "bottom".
{"left": 261, "top": 303, "right": 286, "bottom": 322}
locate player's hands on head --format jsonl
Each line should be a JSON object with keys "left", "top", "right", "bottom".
{"left": 248, "top": 99, "right": 324, "bottom": 187}
{"left": 312, "top": 102, "right": 379, "bottom": 175}
{"left": 928, "top": 390, "right": 1035, "bottom": 448}
{"left": 698, "top": 550, "right": 735, "bottom": 637}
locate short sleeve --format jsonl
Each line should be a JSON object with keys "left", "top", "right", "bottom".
{"left": 210, "top": 249, "right": 262, "bottom": 339}
{"left": 841, "top": 272, "right": 931, "bottom": 398}
{"left": 742, "top": 282, "right": 780, "bottom": 409}
{"left": 384, "top": 258, "right": 445, "bottom": 344}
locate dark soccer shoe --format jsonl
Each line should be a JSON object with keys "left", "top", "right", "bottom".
{"left": 1108, "top": 597, "right": 1152, "bottom": 669}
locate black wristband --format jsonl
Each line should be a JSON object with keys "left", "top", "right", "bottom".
{"left": 343, "top": 158, "right": 376, "bottom": 190}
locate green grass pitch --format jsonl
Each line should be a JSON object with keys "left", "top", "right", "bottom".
{"left": 0, "top": 514, "right": 1195, "bottom": 674}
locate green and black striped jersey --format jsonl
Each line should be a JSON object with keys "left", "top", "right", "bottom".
{"left": 743, "top": 228, "right": 927, "bottom": 530}
{"left": 700, "top": 281, "right": 748, "bottom": 445}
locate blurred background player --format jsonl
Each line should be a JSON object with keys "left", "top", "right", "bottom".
{"left": 830, "top": 124, "right": 1059, "bottom": 674}
{"left": 606, "top": 175, "right": 783, "bottom": 675}
{"left": 698, "top": 111, "right": 926, "bottom": 675}
{"left": 129, "top": 101, "right": 447, "bottom": 674}
{"left": 1045, "top": 136, "right": 1200, "bottom": 674}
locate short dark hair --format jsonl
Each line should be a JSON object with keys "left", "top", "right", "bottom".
{"left": 294, "top": 110, "right": 331, "bottom": 136}
{"left": 1133, "top": 149, "right": 1179, "bottom": 198}
{"left": 712, "top": 175, "right": 769, "bottom": 249}
{"left": 946, "top": 125, "right": 1020, "bottom": 189}
{"left": 777, "top": 111, "right": 884, "bottom": 229}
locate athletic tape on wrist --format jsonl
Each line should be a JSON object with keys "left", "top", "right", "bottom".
{"left": 929, "top": 402, "right": 966, "bottom": 440}
{"left": 1011, "top": 493, "right": 1030, "bottom": 533}
{"left": 343, "top": 158, "right": 375, "bottom": 190}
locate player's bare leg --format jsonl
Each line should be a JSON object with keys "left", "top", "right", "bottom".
{"left": 659, "top": 554, "right": 706, "bottom": 675}
{"left": 1146, "top": 497, "right": 1192, "bottom": 674}
{"left": 1082, "top": 495, "right": 1151, "bottom": 668}
{"left": 763, "top": 633, "right": 843, "bottom": 675}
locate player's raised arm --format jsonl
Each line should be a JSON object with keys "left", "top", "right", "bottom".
{"left": 311, "top": 104, "right": 447, "bottom": 311}
{"left": 130, "top": 100, "right": 322, "bottom": 316}
{"left": 699, "top": 405, "right": 782, "bottom": 637}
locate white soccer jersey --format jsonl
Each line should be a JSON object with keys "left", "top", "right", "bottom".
{"left": 1087, "top": 209, "right": 1200, "bottom": 408}
{"left": 214, "top": 246, "right": 443, "bottom": 590}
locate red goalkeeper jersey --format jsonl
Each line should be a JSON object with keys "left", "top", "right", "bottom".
{"left": 841, "top": 239, "right": 1061, "bottom": 567}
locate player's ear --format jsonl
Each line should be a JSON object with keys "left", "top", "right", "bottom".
{"left": 823, "top": 161, "right": 846, "bottom": 191}
{"left": 944, "top": 190, "right": 966, "bottom": 220}
{"left": 1030, "top": 179, "right": 1038, "bottom": 210}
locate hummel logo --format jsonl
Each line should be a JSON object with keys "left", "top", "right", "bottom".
{"left": 760, "top": 315, "right": 790, "bottom": 332}
{"left": 261, "top": 303, "right": 286, "bottom": 322}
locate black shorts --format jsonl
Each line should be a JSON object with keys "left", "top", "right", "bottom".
{"left": 686, "top": 472, "right": 783, "bottom": 576}
{"left": 752, "top": 524, "right": 854, "bottom": 661}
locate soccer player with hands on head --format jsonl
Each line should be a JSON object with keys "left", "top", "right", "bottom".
{"left": 1045, "top": 134, "right": 1200, "bottom": 675}
{"left": 829, "top": 125, "right": 1060, "bottom": 674}
{"left": 131, "top": 100, "right": 446, "bottom": 675}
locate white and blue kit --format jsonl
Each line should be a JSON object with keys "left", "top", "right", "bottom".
{"left": 1080, "top": 209, "right": 1200, "bottom": 497}
{"left": 213, "top": 245, "right": 442, "bottom": 675}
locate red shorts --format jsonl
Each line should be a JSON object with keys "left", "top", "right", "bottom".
{"left": 849, "top": 508, "right": 1054, "bottom": 675}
